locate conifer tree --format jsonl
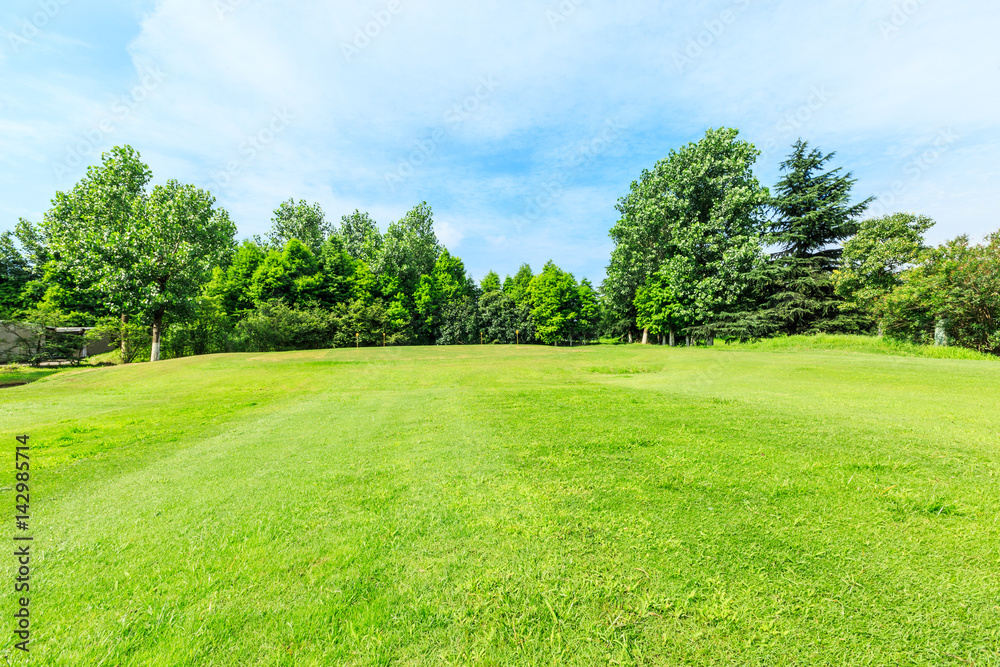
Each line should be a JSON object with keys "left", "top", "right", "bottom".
{"left": 759, "top": 140, "right": 873, "bottom": 335}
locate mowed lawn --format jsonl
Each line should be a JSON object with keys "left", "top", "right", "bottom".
{"left": 2, "top": 343, "right": 999, "bottom": 665}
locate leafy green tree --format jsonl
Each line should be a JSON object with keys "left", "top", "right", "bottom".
{"left": 478, "top": 289, "right": 533, "bottom": 344}
{"left": 574, "top": 278, "right": 600, "bottom": 343}
{"left": 758, "top": 140, "right": 874, "bottom": 335}
{"left": 15, "top": 209, "right": 107, "bottom": 325}
{"left": 339, "top": 210, "right": 382, "bottom": 266}
{"left": 606, "top": 127, "right": 770, "bottom": 343}
{"left": 634, "top": 269, "right": 684, "bottom": 345}
{"left": 237, "top": 300, "right": 333, "bottom": 352}
{"left": 205, "top": 240, "right": 267, "bottom": 317}
{"left": 528, "top": 260, "right": 579, "bottom": 345}
{"left": 503, "top": 264, "right": 534, "bottom": 305}
{"left": 437, "top": 297, "right": 479, "bottom": 345}
{"left": 162, "top": 294, "right": 231, "bottom": 357}
{"left": 881, "top": 233, "right": 1000, "bottom": 353}
{"left": 378, "top": 202, "right": 441, "bottom": 294}
{"left": 330, "top": 298, "right": 410, "bottom": 347}
{"left": 43, "top": 147, "right": 236, "bottom": 361}
{"left": 0, "top": 231, "right": 33, "bottom": 316}
{"left": 249, "top": 239, "right": 325, "bottom": 308}
{"left": 414, "top": 249, "right": 472, "bottom": 343}
{"left": 266, "top": 199, "right": 332, "bottom": 254}
{"left": 835, "top": 213, "right": 934, "bottom": 318}
{"left": 318, "top": 235, "right": 357, "bottom": 306}
{"left": 480, "top": 270, "right": 502, "bottom": 294}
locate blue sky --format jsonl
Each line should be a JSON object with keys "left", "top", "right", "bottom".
{"left": 2, "top": 0, "right": 998, "bottom": 284}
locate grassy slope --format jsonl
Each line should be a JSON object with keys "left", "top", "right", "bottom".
{"left": 2, "top": 343, "right": 999, "bottom": 665}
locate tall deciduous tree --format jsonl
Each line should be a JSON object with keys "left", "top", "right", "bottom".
{"left": 606, "top": 127, "right": 770, "bottom": 342}
{"left": 634, "top": 269, "right": 684, "bottom": 345}
{"left": 414, "top": 249, "right": 472, "bottom": 343}
{"left": 835, "top": 213, "right": 934, "bottom": 318}
{"left": 266, "top": 199, "right": 332, "bottom": 254}
{"left": 480, "top": 270, "right": 502, "bottom": 294}
{"left": 503, "top": 264, "right": 534, "bottom": 305}
{"left": 378, "top": 202, "right": 441, "bottom": 294}
{"left": 528, "top": 260, "right": 580, "bottom": 345}
{"left": 338, "top": 210, "right": 382, "bottom": 266}
{"left": 43, "top": 146, "right": 235, "bottom": 362}
{"left": 574, "top": 278, "right": 600, "bottom": 344}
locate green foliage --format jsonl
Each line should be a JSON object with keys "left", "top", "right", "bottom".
{"left": 317, "top": 235, "right": 358, "bottom": 306}
{"left": 248, "top": 239, "right": 326, "bottom": 308}
{"left": 880, "top": 233, "right": 1000, "bottom": 353}
{"left": 42, "top": 146, "right": 236, "bottom": 361}
{"left": 478, "top": 289, "right": 533, "bottom": 344}
{"left": 835, "top": 213, "right": 934, "bottom": 315}
{"left": 607, "top": 127, "right": 770, "bottom": 338}
{"left": 330, "top": 299, "right": 411, "bottom": 347}
{"left": 503, "top": 263, "right": 534, "bottom": 305}
{"left": 236, "top": 300, "right": 333, "bottom": 352}
{"left": 436, "top": 296, "right": 479, "bottom": 345}
{"left": 480, "top": 270, "right": 501, "bottom": 294}
{"left": 266, "top": 199, "right": 332, "bottom": 254}
{"left": 528, "top": 260, "right": 580, "bottom": 344}
{"left": 205, "top": 240, "right": 267, "bottom": 317}
{"left": 414, "top": 249, "right": 472, "bottom": 343}
{"left": 378, "top": 202, "right": 441, "bottom": 294}
{"left": 0, "top": 231, "right": 32, "bottom": 316}
{"left": 757, "top": 140, "right": 874, "bottom": 335}
{"left": 94, "top": 315, "right": 152, "bottom": 364}
{"left": 162, "top": 295, "right": 232, "bottom": 358}
{"left": 575, "top": 278, "right": 600, "bottom": 341}
{"left": 338, "top": 210, "right": 383, "bottom": 266}
{"left": 634, "top": 269, "right": 683, "bottom": 337}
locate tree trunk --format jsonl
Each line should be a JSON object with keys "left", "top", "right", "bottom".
{"left": 669, "top": 325, "right": 675, "bottom": 347}
{"left": 151, "top": 309, "right": 164, "bottom": 362}
{"left": 120, "top": 313, "right": 130, "bottom": 362}
{"left": 686, "top": 335, "right": 692, "bottom": 347}
{"left": 628, "top": 330, "right": 633, "bottom": 344}
{"left": 641, "top": 327, "right": 648, "bottom": 345}
{"left": 707, "top": 336, "right": 715, "bottom": 346}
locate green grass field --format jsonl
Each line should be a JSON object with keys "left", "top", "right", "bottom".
{"left": 2, "top": 341, "right": 999, "bottom": 665}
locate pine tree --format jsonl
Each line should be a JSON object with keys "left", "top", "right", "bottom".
{"left": 760, "top": 140, "right": 873, "bottom": 335}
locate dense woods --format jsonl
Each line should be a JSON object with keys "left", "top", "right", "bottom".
{"left": 2, "top": 131, "right": 997, "bottom": 363}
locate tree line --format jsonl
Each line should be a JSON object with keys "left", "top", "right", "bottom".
{"left": 0, "top": 147, "right": 599, "bottom": 362}
{"left": 604, "top": 128, "right": 999, "bottom": 354}
{"left": 1, "top": 133, "right": 997, "bottom": 363}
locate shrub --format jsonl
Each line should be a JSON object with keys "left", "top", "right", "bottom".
{"left": 236, "top": 300, "right": 333, "bottom": 352}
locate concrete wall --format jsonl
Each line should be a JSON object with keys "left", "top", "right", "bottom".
{"left": 0, "top": 323, "right": 112, "bottom": 362}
